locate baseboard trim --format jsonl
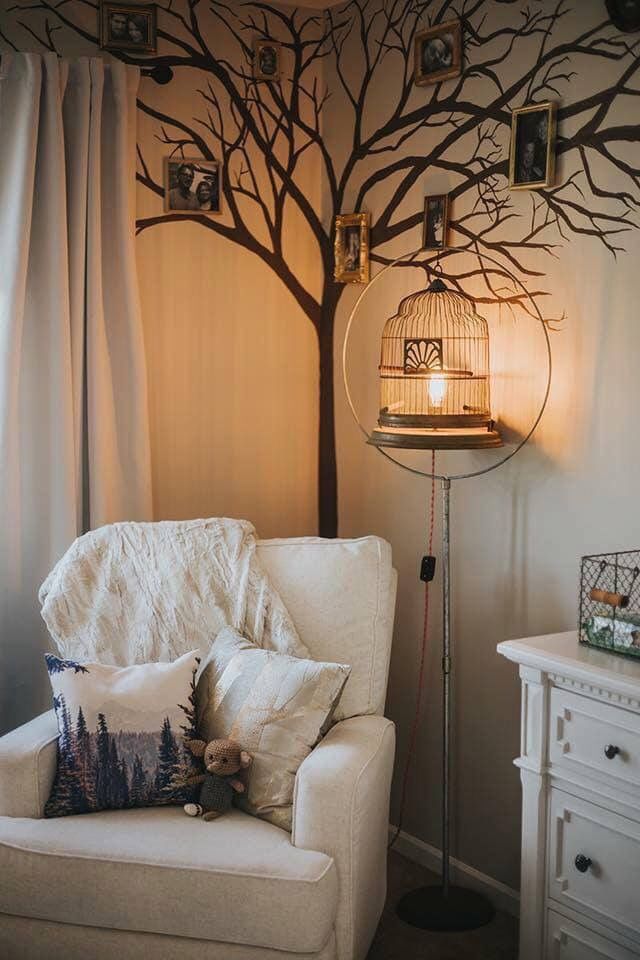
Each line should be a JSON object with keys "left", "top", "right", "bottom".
{"left": 388, "top": 825, "right": 520, "bottom": 918}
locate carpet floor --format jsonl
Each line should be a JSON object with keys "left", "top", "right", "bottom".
{"left": 367, "top": 852, "right": 519, "bottom": 960}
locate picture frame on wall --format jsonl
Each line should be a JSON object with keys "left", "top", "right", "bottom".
{"left": 164, "top": 158, "right": 222, "bottom": 215}
{"left": 334, "top": 213, "right": 370, "bottom": 284}
{"left": 509, "top": 102, "right": 557, "bottom": 190}
{"left": 414, "top": 19, "right": 462, "bottom": 86}
{"left": 422, "top": 194, "right": 449, "bottom": 251}
{"left": 99, "top": 2, "right": 157, "bottom": 53}
{"left": 253, "top": 40, "right": 282, "bottom": 81}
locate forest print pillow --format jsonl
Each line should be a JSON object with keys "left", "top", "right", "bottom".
{"left": 44, "top": 650, "right": 201, "bottom": 817}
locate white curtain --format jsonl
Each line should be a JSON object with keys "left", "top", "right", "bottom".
{"left": 0, "top": 53, "right": 152, "bottom": 733}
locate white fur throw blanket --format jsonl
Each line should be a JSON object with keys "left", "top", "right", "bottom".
{"left": 39, "top": 518, "right": 308, "bottom": 665}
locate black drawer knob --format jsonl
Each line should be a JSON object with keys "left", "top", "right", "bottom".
{"left": 604, "top": 744, "right": 620, "bottom": 760}
{"left": 574, "top": 854, "right": 592, "bottom": 873}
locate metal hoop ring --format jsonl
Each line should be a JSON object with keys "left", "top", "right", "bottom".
{"left": 341, "top": 246, "right": 553, "bottom": 482}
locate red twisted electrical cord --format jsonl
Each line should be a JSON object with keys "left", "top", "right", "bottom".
{"left": 389, "top": 449, "right": 436, "bottom": 849}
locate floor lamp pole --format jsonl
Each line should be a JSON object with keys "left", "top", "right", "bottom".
{"left": 441, "top": 477, "right": 451, "bottom": 897}
{"left": 396, "top": 475, "right": 495, "bottom": 931}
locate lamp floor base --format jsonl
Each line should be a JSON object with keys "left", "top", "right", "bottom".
{"left": 397, "top": 884, "right": 495, "bottom": 932}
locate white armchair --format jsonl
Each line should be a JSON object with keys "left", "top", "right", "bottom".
{"left": 0, "top": 535, "right": 397, "bottom": 960}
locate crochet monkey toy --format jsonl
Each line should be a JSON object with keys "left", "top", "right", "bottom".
{"left": 183, "top": 738, "right": 252, "bottom": 821}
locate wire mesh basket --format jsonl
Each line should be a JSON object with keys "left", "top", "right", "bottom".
{"left": 579, "top": 549, "right": 640, "bottom": 660}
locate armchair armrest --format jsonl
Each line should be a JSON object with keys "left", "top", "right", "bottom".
{"left": 292, "top": 715, "right": 395, "bottom": 960}
{"left": 0, "top": 711, "right": 58, "bottom": 817}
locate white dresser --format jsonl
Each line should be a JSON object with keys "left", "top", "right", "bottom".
{"left": 498, "top": 631, "right": 640, "bottom": 960}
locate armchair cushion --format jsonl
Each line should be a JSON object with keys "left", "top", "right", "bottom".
{"left": 0, "top": 711, "right": 58, "bottom": 818}
{"left": 292, "top": 715, "right": 395, "bottom": 960}
{"left": 0, "top": 807, "right": 337, "bottom": 953}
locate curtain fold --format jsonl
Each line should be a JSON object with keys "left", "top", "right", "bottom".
{"left": 0, "top": 52, "right": 152, "bottom": 733}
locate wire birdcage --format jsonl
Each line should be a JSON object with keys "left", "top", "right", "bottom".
{"left": 579, "top": 549, "right": 640, "bottom": 660}
{"left": 368, "top": 278, "right": 502, "bottom": 450}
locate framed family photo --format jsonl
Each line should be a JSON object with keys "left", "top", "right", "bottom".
{"left": 253, "top": 40, "right": 281, "bottom": 81}
{"left": 334, "top": 213, "right": 369, "bottom": 284}
{"left": 422, "top": 194, "right": 449, "bottom": 251}
{"left": 164, "top": 158, "right": 222, "bottom": 215}
{"left": 414, "top": 19, "right": 462, "bottom": 86}
{"left": 100, "top": 2, "right": 156, "bottom": 53}
{"left": 509, "top": 102, "right": 556, "bottom": 190}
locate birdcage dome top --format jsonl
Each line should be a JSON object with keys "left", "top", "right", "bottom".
{"left": 383, "top": 281, "right": 488, "bottom": 341}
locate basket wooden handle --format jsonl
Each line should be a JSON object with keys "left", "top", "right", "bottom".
{"left": 589, "top": 588, "right": 629, "bottom": 608}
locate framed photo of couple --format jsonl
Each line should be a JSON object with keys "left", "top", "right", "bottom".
{"left": 509, "top": 102, "right": 556, "bottom": 190}
{"left": 100, "top": 2, "right": 156, "bottom": 53}
{"left": 164, "top": 158, "right": 222, "bottom": 215}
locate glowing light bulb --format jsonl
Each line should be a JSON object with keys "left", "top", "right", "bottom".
{"left": 428, "top": 375, "right": 446, "bottom": 407}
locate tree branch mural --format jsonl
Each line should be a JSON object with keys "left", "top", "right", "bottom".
{"left": 5, "top": 0, "right": 640, "bottom": 535}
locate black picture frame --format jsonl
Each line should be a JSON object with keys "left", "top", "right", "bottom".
{"left": 422, "top": 194, "right": 449, "bottom": 251}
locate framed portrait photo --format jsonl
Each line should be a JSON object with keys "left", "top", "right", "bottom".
{"left": 99, "top": 2, "right": 157, "bottom": 53}
{"left": 253, "top": 40, "right": 282, "bottom": 81}
{"left": 509, "top": 102, "right": 556, "bottom": 190}
{"left": 422, "top": 194, "right": 449, "bottom": 251}
{"left": 414, "top": 19, "right": 462, "bottom": 86}
{"left": 334, "top": 213, "right": 369, "bottom": 284}
{"left": 164, "top": 158, "right": 222, "bottom": 215}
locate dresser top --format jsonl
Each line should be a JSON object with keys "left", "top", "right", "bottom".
{"left": 498, "top": 630, "right": 640, "bottom": 700}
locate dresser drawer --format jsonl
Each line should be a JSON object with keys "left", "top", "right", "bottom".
{"left": 549, "top": 688, "right": 640, "bottom": 795}
{"left": 549, "top": 789, "right": 640, "bottom": 940}
{"left": 547, "top": 910, "right": 640, "bottom": 959}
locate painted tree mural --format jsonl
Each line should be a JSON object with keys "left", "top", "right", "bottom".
{"left": 3, "top": 0, "right": 640, "bottom": 534}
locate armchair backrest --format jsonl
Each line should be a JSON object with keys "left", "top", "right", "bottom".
{"left": 257, "top": 536, "right": 396, "bottom": 721}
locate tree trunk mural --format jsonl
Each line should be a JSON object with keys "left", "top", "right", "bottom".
{"left": 3, "top": 0, "right": 640, "bottom": 535}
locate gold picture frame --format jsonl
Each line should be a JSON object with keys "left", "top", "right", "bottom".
{"left": 164, "top": 157, "right": 222, "bottom": 215}
{"left": 414, "top": 19, "right": 462, "bottom": 86}
{"left": 422, "top": 194, "right": 449, "bottom": 251}
{"left": 99, "top": 2, "right": 157, "bottom": 53}
{"left": 334, "top": 213, "right": 370, "bottom": 284}
{"left": 253, "top": 40, "right": 282, "bottom": 81}
{"left": 509, "top": 102, "right": 557, "bottom": 190}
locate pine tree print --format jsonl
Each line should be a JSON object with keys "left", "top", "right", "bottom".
{"left": 129, "top": 754, "right": 148, "bottom": 806}
{"left": 45, "top": 654, "right": 89, "bottom": 675}
{"left": 95, "top": 713, "right": 111, "bottom": 810}
{"left": 108, "top": 739, "right": 121, "bottom": 808}
{"left": 156, "top": 717, "right": 180, "bottom": 799}
{"left": 43, "top": 653, "right": 201, "bottom": 816}
{"left": 118, "top": 758, "right": 130, "bottom": 808}
{"left": 178, "top": 657, "right": 200, "bottom": 742}
{"left": 75, "top": 706, "right": 95, "bottom": 812}
{"left": 45, "top": 694, "right": 84, "bottom": 816}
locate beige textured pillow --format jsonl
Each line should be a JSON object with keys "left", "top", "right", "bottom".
{"left": 197, "top": 626, "right": 350, "bottom": 830}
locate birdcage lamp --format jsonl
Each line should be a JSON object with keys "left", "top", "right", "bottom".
{"left": 342, "top": 247, "right": 552, "bottom": 935}
{"left": 368, "top": 277, "right": 502, "bottom": 450}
